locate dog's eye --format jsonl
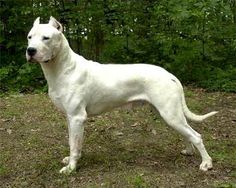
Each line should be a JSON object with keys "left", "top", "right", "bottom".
{"left": 28, "top": 36, "right": 32, "bottom": 40}
{"left": 42, "top": 36, "right": 50, "bottom": 40}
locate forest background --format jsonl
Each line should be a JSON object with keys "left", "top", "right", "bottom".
{"left": 0, "top": 0, "right": 236, "bottom": 93}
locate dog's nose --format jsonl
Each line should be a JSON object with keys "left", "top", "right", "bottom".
{"left": 27, "top": 47, "right": 37, "bottom": 56}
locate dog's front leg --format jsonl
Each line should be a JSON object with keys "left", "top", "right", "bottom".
{"left": 60, "top": 111, "right": 87, "bottom": 174}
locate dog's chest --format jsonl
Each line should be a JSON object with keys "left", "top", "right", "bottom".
{"left": 49, "top": 91, "right": 66, "bottom": 112}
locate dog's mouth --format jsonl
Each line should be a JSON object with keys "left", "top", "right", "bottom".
{"left": 27, "top": 56, "right": 51, "bottom": 64}
{"left": 43, "top": 59, "right": 50, "bottom": 63}
{"left": 27, "top": 57, "right": 38, "bottom": 64}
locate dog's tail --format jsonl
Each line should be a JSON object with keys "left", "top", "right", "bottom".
{"left": 181, "top": 92, "right": 218, "bottom": 122}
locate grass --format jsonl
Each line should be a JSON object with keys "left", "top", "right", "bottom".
{"left": 0, "top": 88, "right": 236, "bottom": 187}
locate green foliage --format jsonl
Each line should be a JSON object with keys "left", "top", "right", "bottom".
{"left": 199, "top": 66, "right": 236, "bottom": 92}
{"left": 216, "top": 183, "right": 236, "bottom": 188}
{"left": 0, "top": 0, "right": 235, "bottom": 92}
{"left": 128, "top": 174, "right": 147, "bottom": 188}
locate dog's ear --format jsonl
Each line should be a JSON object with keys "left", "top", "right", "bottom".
{"left": 33, "top": 17, "right": 40, "bottom": 26}
{"left": 49, "top": 16, "right": 63, "bottom": 32}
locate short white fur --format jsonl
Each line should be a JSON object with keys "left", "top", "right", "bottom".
{"left": 26, "top": 17, "right": 218, "bottom": 174}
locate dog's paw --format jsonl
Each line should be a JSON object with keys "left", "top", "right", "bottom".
{"left": 59, "top": 164, "right": 76, "bottom": 174}
{"left": 62, "top": 156, "right": 70, "bottom": 165}
{"left": 199, "top": 160, "right": 213, "bottom": 171}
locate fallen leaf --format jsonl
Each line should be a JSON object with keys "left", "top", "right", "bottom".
{"left": 2, "top": 119, "right": 11, "bottom": 122}
{"left": 114, "top": 131, "right": 124, "bottom": 136}
{"left": 131, "top": 122, "right": 139, "bottom": 127}
{"left": 7, "top": 129, "right": 12, "bottom": 134}
{"left": 152, "top": 129, "right": 157, "bottom": 135}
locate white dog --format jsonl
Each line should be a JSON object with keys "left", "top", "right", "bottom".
{"left": 26, "top": 17, "right": 218, "bottom": 174}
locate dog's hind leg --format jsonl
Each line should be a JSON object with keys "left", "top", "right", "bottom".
{"left": 152, "top": 96, "right": 212, "bottom": 171}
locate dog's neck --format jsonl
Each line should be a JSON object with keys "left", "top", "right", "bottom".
{"left": 40, "top": 34, "right": 77, "bottom": 89}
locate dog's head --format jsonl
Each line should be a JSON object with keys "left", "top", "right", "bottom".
{"left": 26, "top": 17, "right": 63, "bottom": 63}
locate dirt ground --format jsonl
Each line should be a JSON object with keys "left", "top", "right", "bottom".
{"left": 0, "top": 88, "right": 235, "bottom": 188}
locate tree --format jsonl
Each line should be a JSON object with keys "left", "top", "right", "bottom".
{"left": 0, "top": 0, "right": 235, "bottom": 92}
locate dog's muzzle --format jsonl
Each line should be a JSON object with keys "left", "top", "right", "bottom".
{"left": 26, "top": 47, "right": 50, "bottom": 63}
{"left": 26, "top": 47, "right": 38, "bottom": 63}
